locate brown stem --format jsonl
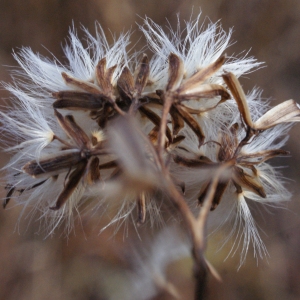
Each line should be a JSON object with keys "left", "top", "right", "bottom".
{"left": 163, "top": 175, "right": 208, "bottom": 299}
{"left": 234, "top": 126, "right": 255, "bottom": 157}
{"left": 193, "top": 262, "right": 208, "bottom": 300}
{"left": 164, "top": 175, "right": 197, "bottom": 234}
{"left": 128, "top": 95, "right": 140, "bottom": 115}
{"left": 166, "top": 161, "right": 233, "bottom": 300}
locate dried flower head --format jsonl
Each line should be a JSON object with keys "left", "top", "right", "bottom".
{"left": 1, "top": 14, "right": 300, "bottom": 272}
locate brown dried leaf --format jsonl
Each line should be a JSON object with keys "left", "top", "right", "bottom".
{"left": 139, "top": 106, "right": 172, "bottom": 143}
{"left": 179, "top": 84, "right": 230, "bottom": 102}
{"left": 174, "top": 105, "right": 205, "bottom": 147}
{"left": 95, "top": 58, "right": 117, "bottom": 95}
{"left": 61, "top": 72, "right": 101, "bottom": 94}
{"left": 254, "top": 99, "right": 300, "bottom": 130}
{"left": 64, "top": 115, "right": 91, "bottom": 148}
{"left": 117, "top": 66, "right": 135, "bottom": 100}
{"left": 95, "top": 58, "right": 107, "bottom": 88}
{"left": 166, "top": 53, "right": 184, "bottom": 91}
{"left": 198, "top": 179, "right": 229, "bottom": 210}
{"left": 223, "top": 72, "right": 253, "bottom": 128}
{"left": 238, "top": 149, "right": 289, "bottom": 164}
{"left": 170, "top": 106, "right": 185, "bottom": 136}
{"left": 179, "top": 56, "right": 225, "bottom": 92}
{"left": 106, "top": 65, "right": 118, "bottom": 86}
{"left": 54, "top": 110, "right": 90, "bottom": 148}
{"left": 134, "top": 54, "right": 150, "bottom": 95}
{"left": 232, "top": 166, "right": 266, "bottom": 198}
{"left": 210, "top": 180, "right": 229, "bottom": 210}
{"left": 53, "top": 91, "right": 107, "bottom": 110}
{"left": 22, "top": 150, "right": 82, "bottom": 177}
{"left": 87, "top": 157, "right": 100, "bottom": 184}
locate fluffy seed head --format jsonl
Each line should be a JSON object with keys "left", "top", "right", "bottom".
{"left": 1, "top": 14, "right": 299, "bottom": 267}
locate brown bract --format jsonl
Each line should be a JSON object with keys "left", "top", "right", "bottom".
{"left": 174, "top": 122, "right": 288, "bottom": 210}
{"left": 155, "top": 54, "right": 230, "bottom": 150}
{"left": 53, "top": 57, "right": 125, "bottom": 128}
{"left": 223, "top": 72, "right": 300, "bottom": 131}
{"left": 22, "top": 110, "right": 106, "bottom": 210}
{"left": 117, "top": 54, "right": 150, "bottom": 112}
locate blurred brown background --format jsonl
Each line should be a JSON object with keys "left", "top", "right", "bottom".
{"left": 0, "top": 0, "right": 300, "bottom": 299}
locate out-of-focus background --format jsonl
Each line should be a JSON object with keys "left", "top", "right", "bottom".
{"left": 0, "top": 0, "right": 300, "bottom": 299}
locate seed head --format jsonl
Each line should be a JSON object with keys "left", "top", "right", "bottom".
{"left": 1, "top": 14, "right": 300, "bottom": 266}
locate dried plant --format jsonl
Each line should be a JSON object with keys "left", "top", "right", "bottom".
{"left": 1, "top": 14, "right": 300, "bottom": 299}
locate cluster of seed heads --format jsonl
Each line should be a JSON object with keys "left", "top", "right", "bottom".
{"left": 1, "top": 17, "right": 300, "bottom": 269}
